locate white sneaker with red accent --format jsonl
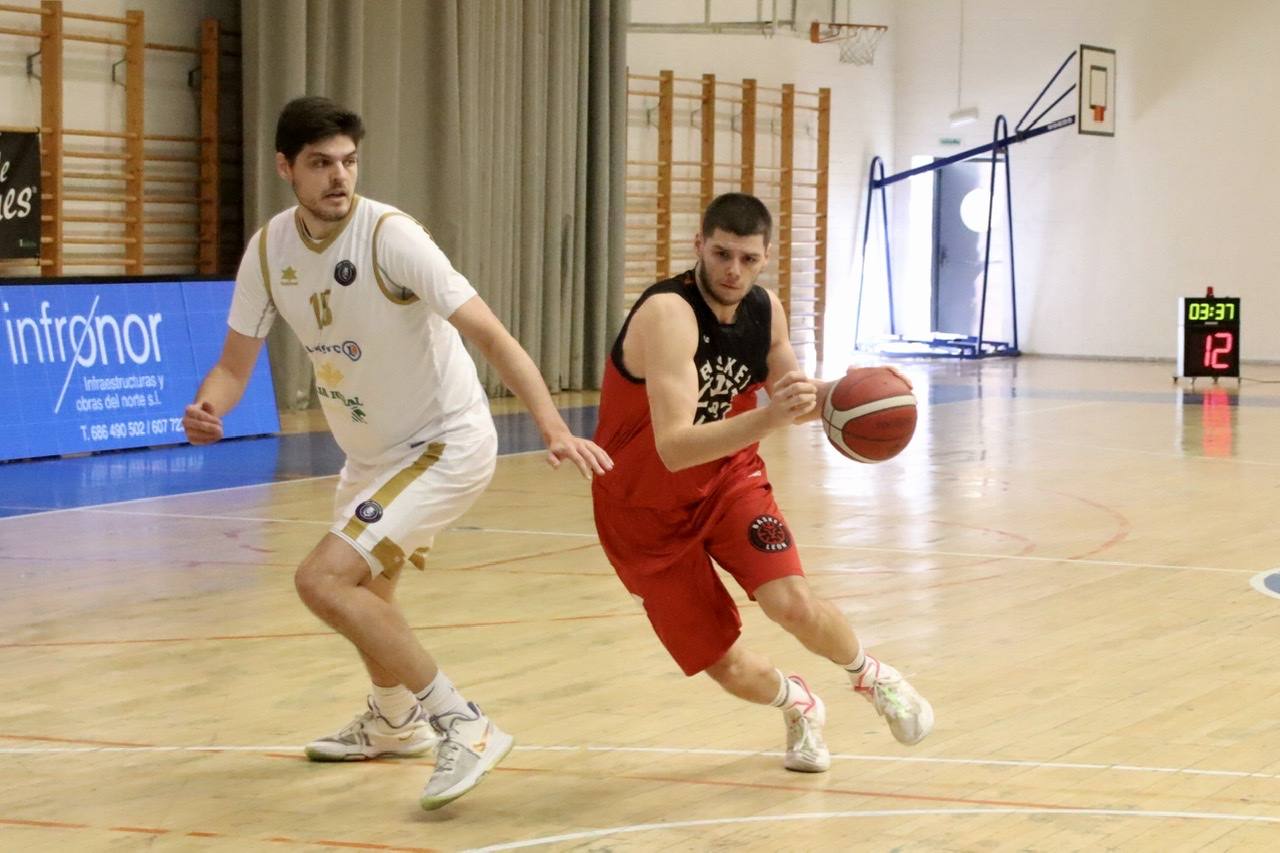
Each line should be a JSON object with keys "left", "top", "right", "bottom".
{"left": 782, "top": 675, "right": 830, "bottom": 772}
{"left": 853, "top": 656, "right": 934, "bottom": 745}
{"left": 419, "top": 702, "right": 514, "bottom": 810}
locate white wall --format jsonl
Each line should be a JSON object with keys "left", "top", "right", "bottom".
{"left": 891, "top": 0, "right": 1280, "bottom": 360}
{"left": 627, "top": 0, "right": 899, "bottom": 368}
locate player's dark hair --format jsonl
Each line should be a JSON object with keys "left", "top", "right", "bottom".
{"left": 275, "top": 96, "right": 365, "bottom": 163}
{"left": 701, "top": 192, "right": 772, "bottom": 247}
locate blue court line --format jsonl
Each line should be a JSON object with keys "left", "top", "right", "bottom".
{"left": 0, "top": 385, "right": 1268, "bottom": 519}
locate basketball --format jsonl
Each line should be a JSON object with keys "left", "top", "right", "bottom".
{"left": 821, "top": 368, "right": 917, "bottom": 463}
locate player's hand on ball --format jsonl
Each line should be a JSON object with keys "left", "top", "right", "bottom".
{"left": 768, "top": 370, "right": 817, "bottom": 426}
{"left": 183, "top": 400, "right": 223, "bottom": 445}
{"left": 850, "top": 364, "right": 913, "bottom": 391}
{"left": 546, "top": 431, "right": 614, "bottom": 479}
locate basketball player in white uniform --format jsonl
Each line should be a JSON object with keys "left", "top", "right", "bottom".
{"left": 183, "top": 97, "right": 612, "bottom": 810}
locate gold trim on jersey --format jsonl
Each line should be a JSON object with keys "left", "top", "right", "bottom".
{"left": 256, "top": 226, "right": 273, "bottom": 306}
{"left": 293, "top": 194, "right": 362, "bottom": 254}
{"left": 371, "top": 211, "right": 423, "bottom": 305}
{"left": 340, "top": 441, "right": 446, "bottom": 573}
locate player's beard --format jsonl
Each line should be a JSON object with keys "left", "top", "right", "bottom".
{"left": 295, "top": 181, "right": 351, "bottom": 223}
{"left": 695, "top": 261, "right": 747, "bottom": 309}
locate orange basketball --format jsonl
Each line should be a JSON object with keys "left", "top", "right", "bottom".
{"left": 821, "top": 367, "right": 917, "bottom": 463}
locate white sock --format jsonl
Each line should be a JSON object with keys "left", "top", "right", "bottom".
{"left": 769, "top": 669, "right": 793, "bottom": 708}
{"left": 370, "top": 683, "right": 418, "bottom": 727}
{"left": 770, "top": 670, "right": 819, "bottom": 714}
{"left": 414, "top": 670, "right": 470, "bottom": 719}
{"left": 843, "top": 649, "right": 869, "bottom": 686}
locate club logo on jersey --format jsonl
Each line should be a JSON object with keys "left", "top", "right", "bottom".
{"left": 334, "top": 260, "right": 357, "bottom": 286}
{"left": 695, "top": 354, "right": 755, "bottom": 424}
{"left": 355, "top": 500, "right": 383, "bottom": 524}
{"left": 315, "top": 362, "right": 344, "bottom": 388}
{"left": 280, "top": 266, "right": 299, "bottom": 285}
{"left": 748, "top": 514, "right": 792, "bottom": 553}
{"left": 341, "top": 340, "right": 362, "bottom": 361}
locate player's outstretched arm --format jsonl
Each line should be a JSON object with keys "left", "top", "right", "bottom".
{"left": 448, "top": 295, "right": 612, "bottom": 479}
{"left": 183, "top": 329, "right": 265, "bottom": 445}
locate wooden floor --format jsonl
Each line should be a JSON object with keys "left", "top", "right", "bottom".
{"left": 3, "top": 357, "right": 1280, "bottom": 851}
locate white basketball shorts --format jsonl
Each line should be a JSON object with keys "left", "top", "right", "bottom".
{"left": 330, "top": 425, "right": 498, "bottom": 576}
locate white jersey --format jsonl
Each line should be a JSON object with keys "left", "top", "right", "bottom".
{"left": 228, "top": 196, "right": 491, "bottom": 466}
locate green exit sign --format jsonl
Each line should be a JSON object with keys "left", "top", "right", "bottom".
{"left": 939, "top": 137, "right": 962, "bottom": 145}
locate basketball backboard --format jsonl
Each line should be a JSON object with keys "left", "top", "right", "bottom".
{"left": 1078, "top": 44, "right": 1116, "bottom": 136}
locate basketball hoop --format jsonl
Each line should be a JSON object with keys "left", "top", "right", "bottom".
{"left": 809, "top": 21, "right": 887, "bottom": 66}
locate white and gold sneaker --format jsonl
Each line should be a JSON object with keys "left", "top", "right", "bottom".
{"left": 304, "top": 697, "right": 437, "bottom": 761}
{"left": 419, "top": 702, "right": 514, "bottom": 810}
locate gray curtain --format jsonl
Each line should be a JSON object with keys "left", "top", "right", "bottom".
{"left": 242, "top": 0, "right": 627, "bottom": 406}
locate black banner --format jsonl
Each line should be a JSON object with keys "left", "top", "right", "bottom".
{"left": 0, "top": 131, "right": 41, "bottom": 259}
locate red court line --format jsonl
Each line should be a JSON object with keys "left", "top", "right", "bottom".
{"left": 0, "top": 817, "right": 88, "bottom": 829}
{"left": 0, "top": 610, "right": 641, "bottom": 649}
{"left": 449, "top": 541, "right": 601, "bottom": 572}
{"left": 0, "top": 733, "right": 154, "bottom": 747}
{"left": 0, "top": 816, "right": 437, "bottom": 852}
{"left": 259, "top": 754, "right": 1077, "bottom": 814}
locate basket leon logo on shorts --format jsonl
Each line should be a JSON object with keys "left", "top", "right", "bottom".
{"left": 748, "top": 514, "right": 792, "bottom": 553}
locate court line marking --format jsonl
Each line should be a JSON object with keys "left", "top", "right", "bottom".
{"left": 23, "top": 513, "right": 1250, "bottom": 576}
{"left": 461, "top": 807, "right": 1280, "bottom": 851}
{"left": 15, "top": 507, "right": 1249, "bottom": 573}
{"left": 0, "top": 815, "right": 437, "bottom": 852}
{"left": 3, "top": 739, "right": 1277, "bottom": 783}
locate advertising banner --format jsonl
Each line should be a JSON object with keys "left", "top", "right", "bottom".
{"left": 0, "top": 278, "right": 279, "bottom": 461}
{"left": 0, "top": 130, "right": 41, "bottom": 259}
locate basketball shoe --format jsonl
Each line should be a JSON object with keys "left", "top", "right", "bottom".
{"left": 304, "top": 697, "right": 437, "bottom": 761}
{"left": 419, "top": 702, "right": 514, "bottom": 810}
{"left": 782, "top": 675, "right": 830, "bottom": 772}
{"left": 852, "top": 656, "right": 934, "bottom": 745}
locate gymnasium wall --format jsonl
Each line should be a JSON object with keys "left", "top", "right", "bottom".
{"left": 890, "top": 0, "right": 1280, "bottom": 360}
{"left": 0, "top": 0, "right": 239, "bottom": 145}
{"left": 627, "top": 0, "right": 898, "bottom": 368}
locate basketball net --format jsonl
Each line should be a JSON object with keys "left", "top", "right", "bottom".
{"left": 836, "top": 25, "right": 885, "bottom": 66}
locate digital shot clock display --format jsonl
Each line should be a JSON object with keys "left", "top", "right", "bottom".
{"left": 1177, "top": 296, "right": 1240, "bottom": 379}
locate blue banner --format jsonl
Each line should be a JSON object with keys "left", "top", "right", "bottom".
{"left": 0, "top": 278, "right": 278, "bottom": 461}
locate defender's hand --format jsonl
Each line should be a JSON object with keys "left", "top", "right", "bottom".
{"left": 546, "top": 432, "right": 614, "bottom": 479}
{"left": 183, "top": 400, "right": 223, "bottom": 445}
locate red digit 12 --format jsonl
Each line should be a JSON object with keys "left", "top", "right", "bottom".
{"left": 1203, "top": 332, "right": 1234, "bottom": 369}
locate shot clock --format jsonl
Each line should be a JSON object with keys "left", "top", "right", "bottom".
{"left": 1177, "top": 295, "right": 1240, "bottom": 379}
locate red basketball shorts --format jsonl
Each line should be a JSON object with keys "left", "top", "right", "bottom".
{"left": 593, "top": 474, "right": 804, "bottom": 676}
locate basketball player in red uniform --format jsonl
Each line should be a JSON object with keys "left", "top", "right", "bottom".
{"left": 592, "top": 193, "right": 933, "bottom": 772}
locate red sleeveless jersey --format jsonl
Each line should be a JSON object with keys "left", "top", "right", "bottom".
{"left": 591, "top": 270, "right": 772, "bottom": 509}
